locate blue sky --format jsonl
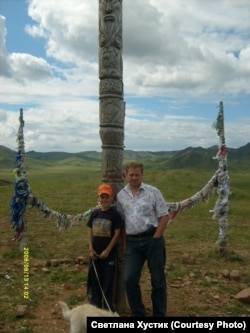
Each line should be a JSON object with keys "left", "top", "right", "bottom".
{"left": 1, "top": 0, "right": 41, "bottom": 54}
{"left": 0, "top": 0, "right": 249, "bottom": 153}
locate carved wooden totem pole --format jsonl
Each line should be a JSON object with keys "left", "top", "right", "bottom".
{"left": 99, "top": 0, "right": 125, "bottom": 194}
{"left": 99, "top": 0, "right": 126, "bottom": 311}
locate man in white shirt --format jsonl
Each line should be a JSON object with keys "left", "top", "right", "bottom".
{"left": 116, "top": 161, "right": 170, "bottom": 317}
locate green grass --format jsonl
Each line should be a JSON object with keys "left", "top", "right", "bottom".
{"left": 48, "top": 267, "right": 87, "bottom": 285}
{"left": 0, "top": 162, "right": 249, "bottom": 330}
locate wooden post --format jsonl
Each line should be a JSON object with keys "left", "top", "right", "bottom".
{"left": 11, "top": 108, "right": 29, "bottom": 250}
{"left": 212, "top": 101, "right": 230, "bottom": 256}
{"left": 98, "top": 0, "right": 126, "bottom": 312}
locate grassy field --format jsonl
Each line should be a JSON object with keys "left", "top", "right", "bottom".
{"left": 0, "top": 163, "right": 249, "bottom": 332}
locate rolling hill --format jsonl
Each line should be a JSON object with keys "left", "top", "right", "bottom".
{"left": 0, "top": 143, "right": 249, "bottom": 171}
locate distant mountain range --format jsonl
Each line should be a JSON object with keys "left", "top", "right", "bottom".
{"left": 1, "top": 143, "right": 249, "bottom": 171}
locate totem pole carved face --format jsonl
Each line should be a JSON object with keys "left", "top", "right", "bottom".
{"left": 99, "top": 0, "right": 122, "bottom": 79}
{"left": 99, "top": 1, "right": 122, "bottom": 19}
{"left": 99, "top": 0, "right": 122, "bottom": 44}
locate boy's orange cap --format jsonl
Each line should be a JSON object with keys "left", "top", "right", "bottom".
{"left": 97, "top": 184, "right": 113, "bottom": 196}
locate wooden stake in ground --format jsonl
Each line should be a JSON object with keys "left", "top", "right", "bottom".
{"left": 212, "top": 101, "right": 230, "bottom": 256}
{"left": 10, "top": 108, "right": 30, "bottom": 250}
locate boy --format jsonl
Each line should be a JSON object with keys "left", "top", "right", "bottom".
{"left": 87, "top": 184, "right": 124, "bottom": 312}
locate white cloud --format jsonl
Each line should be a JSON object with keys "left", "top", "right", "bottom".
{"left": 0, "top": 15, "right": 11, "bottom": 76}
{"left": 27, "top": 0, "right": 98, "bottom": 66}
{"left": 0, "top": 0, "right": 249, "bottom": 153}
{"left": 9, "top": 53, "right": 52, "bottom": 80}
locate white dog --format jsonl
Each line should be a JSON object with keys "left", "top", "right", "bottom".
{"left": 59, "top": 301, "right": 119, "bottom": 333}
